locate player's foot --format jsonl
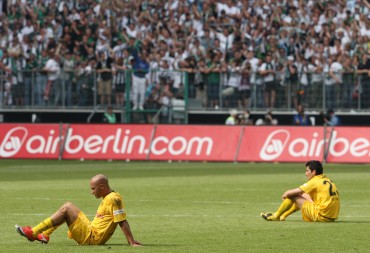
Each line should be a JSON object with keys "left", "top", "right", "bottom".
{"left": 15, "top": 225, "right": 36, "bottom": 241}
{"left": 279, "top": 214, "right": 287, "bottom": 221}
{"left": 260, "top": 212, "right": 280, "bottom": 221}
{"left": 36, "top": 233, "right": 49, "bottom": 244}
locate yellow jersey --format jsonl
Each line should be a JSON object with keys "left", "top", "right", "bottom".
{"left": 90, "top": 191, "right": 126, "bottom": 244}
{"left": 299, "top": 174, "right": 340, "bottom": 219}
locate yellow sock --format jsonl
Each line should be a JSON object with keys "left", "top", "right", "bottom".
{"left": 42, "top": 225, "right": 60, "bottom": 237}
{"left": 281, "top": 204, "right": 299, "bottom": 219}
{"left": 32, "top": 217, "right": 53, "bottom": 236}
{"left": 274, "top": 198, "right": 294, "bottom": 218}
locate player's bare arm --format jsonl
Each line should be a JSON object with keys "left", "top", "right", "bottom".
{"left": 119, "top": 220, "right": 142, "bottom": 247}
{"left": 281, "top": 188, "right": 304, "bottom": 200}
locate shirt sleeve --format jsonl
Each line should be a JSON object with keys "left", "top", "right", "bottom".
{"left": 299, "top": 180, "right": 316, "bottom": 194}
{"left": 111, "top": 196, "right": 126, "bottom": 223}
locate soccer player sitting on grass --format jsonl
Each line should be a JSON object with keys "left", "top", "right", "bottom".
{"left": 15, "top": 174, "right": 141, "bottom": 246}
{"left": 261, "top": 160, "right": 340, "bottom": 222}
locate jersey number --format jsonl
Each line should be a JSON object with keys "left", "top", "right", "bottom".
{"left": 323, "top": 180, "right": 338, "bottom": 196}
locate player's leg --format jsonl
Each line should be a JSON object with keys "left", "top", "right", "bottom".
{"left": 279, "top": 193, "right": 312, "bottom": 220}
{"left": 261, "top": 198, "right": 294, "bottom": 221}
{"left": 277, "top": 193, "right": 313, "bottom": 221}
{"left": 291, "top": 193, "right": 313, "bottom": 209}
{"left": 49, "top": 201, "right": 81, "bottom": 226}
{"left": 261, "top": 192, "right": 314, "bottom": 221}
{"left": 279, "top": 204, "right": 299, "bottom": 221}
{"left": 16, "top": 202, "right": 81, "bottom": 243}
{"left": 67, "top": 211, "right": 93, "bottom": 245}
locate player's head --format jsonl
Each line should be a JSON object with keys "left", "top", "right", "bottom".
{"left": 90, "top": 174, "right": 110, "bottom": 198}
{"left": 305, "top": 160, "right": 323, "bottom": 175}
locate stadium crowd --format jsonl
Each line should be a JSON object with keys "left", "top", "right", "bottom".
{"left": 0, "top": 0, "right": 369, "bottom": 111}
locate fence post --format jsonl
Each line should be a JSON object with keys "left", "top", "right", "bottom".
{"left": 234, "top": 126, "right": 245, "bottom": 163}
{"left": 323, "top": 124, "right": 334, "bottom": 164}
{"left": 146, "top": 123, "right": 158, "bottom": 161}
{"left": 58, "top": 123, "right": 70, "bottom": 161}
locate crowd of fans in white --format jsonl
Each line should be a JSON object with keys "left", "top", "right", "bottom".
{"left": 0, "top": 0, "right": 369, "bottom": 111}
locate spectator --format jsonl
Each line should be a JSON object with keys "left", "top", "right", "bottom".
{"left": 286, "top": 55, "right": 299, "bottom": 109}
{"left": 237, "top": 110, "right": 254, "bottom": 125}
{"left": 179, "top": 55, "right": 197, "bottom": 99}
{"left": 35, "top": 49, "right": 49, "bottom": 106}
{"left": 6, "top": 37, "right": 23, "bottom": 106}
{"left": 238, "top": 62, "right": 252, "bottom": 109}
{"left": 61, "top": 51, "right": 75, "bottom": 106}
{"left": 341, "top": 56, "right": 356, "bottom": 109}
{"left": 144, "top": 83, "right": 161, "bottom": 123}
{"left": 206, "top": 51, "right": 223, "bottom": 109}
{"left": 225, "top": 109, "right": 238, "bottom": 125}
{"left": 255, "top": 110, "right": 278, "bottom": 126}
{"left": 293, "top": 105, "right": 312, "bottom": 126}
{"left": 243, "top": 50, "right": 262, "bottom": 108}
{"left": 96, "top": 51, "right": 113, "bottom": 106}
{"left": 327, "top": 55, "right": 343, "bottom": 110}
{"left": 77, "top": 58, "right": 95, "bottom": 106}
{"left": 131, "top": 49, "right": 149, "bottom": 110}
{"left": 102, "top": 105, "right": 116, "bottom": 123}
{"left": 357, "top": 53, "right": 370, "bottom": 109}
{"left": 42, "top": 52, "right": 61, "bottom": 105}
{"left": 297, "top": 57, "right": 314, "bottom": 108}
{"left": 259, "top": 53, "right": 276, "bottom": 108}
{"left": 309, "top": 55, "right": 324, "bottom": 109}
{"left": 23, "top": 53, "right": 37, "bottom": 106}
{"left": 194, "top": 58, "right": 207, "bottom": 107}
{"left": 323, "top": 109, "right": 341, "bottom": 126}
{"left": 112, "top": 50, "right": 131, "bottom": 107}
{"left": 223, "top": 58, "right": 241, "bottom": 108}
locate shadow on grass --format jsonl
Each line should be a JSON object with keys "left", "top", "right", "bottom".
{"left": 105, "top": 244, "right": 182, "bottom": 246}
{"left": 335, "top": 220, "right": 370, "bottom": 224}
{"left": 283, "top": 220, "right": 370, "bottom": 224}
{"left": 63, "top": 243, "right": 182, "bottom": 248}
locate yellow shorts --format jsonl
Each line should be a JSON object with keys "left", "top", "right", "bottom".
{"left": 301, "top": 201, "right": 335, "bottom": 222}
{"left": 68, "top": 211, "right": 92, "bottom": 245}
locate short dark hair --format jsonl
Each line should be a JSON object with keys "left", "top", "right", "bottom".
{"left": 305, "top": 160, "right": 323, "bottom": 175}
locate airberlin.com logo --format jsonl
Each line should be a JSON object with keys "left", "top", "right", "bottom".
{"left": 0, "top": 126, "right": 213, "bottom": 158}
{"left": 0, "top": 127, "right": 28, "bottom": 157}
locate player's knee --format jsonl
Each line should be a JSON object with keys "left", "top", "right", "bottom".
{"left": 61, "top": 202, "right": 75, "bottom": 213}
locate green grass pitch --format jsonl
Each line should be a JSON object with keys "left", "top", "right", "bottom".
{"left": 1, "top": 160, "right": 369, "bottom": 253}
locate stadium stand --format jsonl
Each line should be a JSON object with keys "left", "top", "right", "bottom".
{"left": 0, "top": 0, "right": 369, "bottom": 124}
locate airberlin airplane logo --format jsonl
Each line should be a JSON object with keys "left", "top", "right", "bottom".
{"left": 0, "top": 127, "right": 28, "bottom": 157}
{"left": 259, "top": 130, "right": 290, "bottom": 160}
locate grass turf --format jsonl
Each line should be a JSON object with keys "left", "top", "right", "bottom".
{"left": 0, "top": 160, "right": 369, "bottom": 253}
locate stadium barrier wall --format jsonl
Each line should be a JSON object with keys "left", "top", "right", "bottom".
{"left": 1, "top": 123, "right": 369, "bottom": 163}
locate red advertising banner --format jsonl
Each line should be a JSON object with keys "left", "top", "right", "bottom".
{"left": 1, "top": 124, "right": 370, "bottom": 163}
{"left": 0, "top": 124, "right": 61, "bottom": 159}
{"left": 238, "top": 126, "right": 370, "bottom": 163}
{"left": 150, "top": 125, "right": 241, "bottom": 161}
{"left": 239, "top": 126, "right": 327, "bottom": 162}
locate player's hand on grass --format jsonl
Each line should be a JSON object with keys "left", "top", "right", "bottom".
{"left": 130, "top": 240, "right": 142, "bottom": 247}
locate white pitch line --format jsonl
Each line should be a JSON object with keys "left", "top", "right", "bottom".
{"left": 3, "top": 198, "right": 370, "bottom": 207}
{"left": 4, "top": 213, "right": 370, "bottom": 219}
{"left": 4, "top": 197, "right": 81, "bottom": 201}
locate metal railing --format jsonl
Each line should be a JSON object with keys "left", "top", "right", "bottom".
{"left": 0, "top": 68, "right": 367, "bottom": 123}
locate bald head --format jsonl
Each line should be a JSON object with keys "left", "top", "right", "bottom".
{"left": 90, "top": 174, "right": 111, "bottom": 198}
{"left": 91, "top": 174, "right": 109, "bottom": 186}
